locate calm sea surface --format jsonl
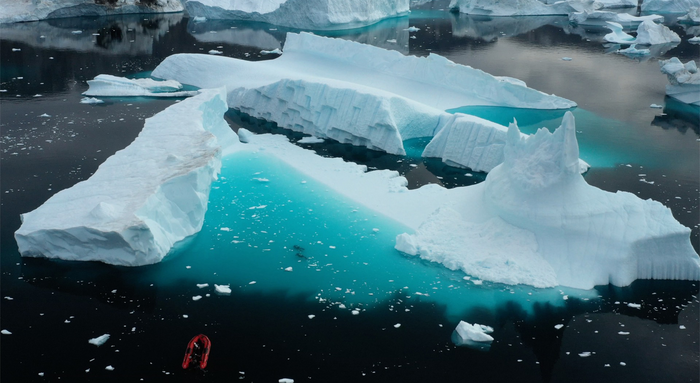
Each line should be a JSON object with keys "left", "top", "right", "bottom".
{"left": 1, "top": 7, "right": 698, "bottom": 383}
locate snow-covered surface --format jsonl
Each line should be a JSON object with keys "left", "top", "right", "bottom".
{"left": 152, "top": 32, "right": 575, "bottom": 159}
{"left": 454, "top": 321, "right": 494, "bottom": 343}
{"left": 448, "top": 0, "right": 592, "bottom": 16}
{"left": 15, "top": 88, "right": 238, "bottom": 266}
{"left": 83, "top": 75, "right": 199, "bottom": 98}
{"left": 659, "top": 57, "right": 700, "bottom": 106}
{"left": 634, "top": 20, "right": 681, "bottom": 45}
{"left": 395, "top": 112, "right": 700, "bottom": 289}
{"left": 185, "top": 0, "right": 410, "bottom": 30}
{"left": 0, "top": 0, "right": 183, "bottom": 24}
{"left": 604, "top": 21, "right": 636, "bottom": 43}
{"left": 570, "top": 11, "right": 664, "bottom": 26}
{"left": 641, "top": 0, "right": 700, "bottom": 13}
{"left": 678, "top": 8, "right": 700, "bottom": 24}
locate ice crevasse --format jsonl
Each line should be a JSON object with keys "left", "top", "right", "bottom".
{"left": 15, "top": 88, "right": 238, "bottom": 266}
{"left": 184, "top": 0, "right": 410, "bottom": 30}
{"left": 153, "top": 32, "right": 579, "bottom": 173}
{"left": 396, "top": 112, "right": 700, "bottom": 290}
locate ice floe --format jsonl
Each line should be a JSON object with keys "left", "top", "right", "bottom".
{"left": 185, "top": 0, "right": 409, "bottom": 30}
{"left": 83, "top": 74, "right": 199, "bottom": 98}
{"left": 449, "top": 0, "right": 594, "bottom": 16}
{"left": 659, "top": 57, "right": 700, "bottom": 106}
{"left": 603, "top": 21, "right": 636, "bottom": 43}
{"left": 634, "top": 20, "right": 681, "bottom": 45}
{"left": 0, "top": 0, "right": 183, "bottom": 24}
{"left": 88, "top": 334, "right": 110, "bottom": 346}
{"left": 452, "top": 321, "right": 494, "bottom": 349}
{"left": 569, "top": 11, "right": 664, "bottom": 27}
{"left": 641, "top": 0, "right": 700, "bottom": 13}
{"left": 15, "top": 88, "right": 237, "bottom": 266}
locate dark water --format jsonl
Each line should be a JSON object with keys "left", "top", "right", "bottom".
{"left": 1, "top": 8, "right": 699, "bottom": 383}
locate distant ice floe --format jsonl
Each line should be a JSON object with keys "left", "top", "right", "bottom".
{"left": 185, "top": 0, "right": 410, "bottom": 30}
{"left": 15, "top": 89, "right": 238, "bottom": 266}
{"left": 641, "top": 0, "right": 700, "bottom": 13}
{"left": 0, "top": 0, "right": 183, "bottom": 24}
{"left": 83, "top": 74, "right": 199, "bottom": 98}
{"left": 395, "top": 112, "right": 700, "bottom": 289}
{"left": 153, "top": 32, "right": 576, "bottom": 172}
{"left": 678, "top": 8, "right": 700, "bottom": 24}
{"left": 659, "top": 57, "right": 700, "bottom": 106}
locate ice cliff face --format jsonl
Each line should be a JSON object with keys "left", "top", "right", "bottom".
{"left": 397, "top": 112, "right": 700, "bottom": 289}
{"left": 659, "top": 57, "right": 700, "bottom": 106}
{"left": 0, "top": 0, "right": 183, "bottom": 24}
{"left": 15, "top": 88, "right": 238, "bottom": 266}
{"left": 185, "top": 0, "right": 410, "bottom": 30}
{"left": 153, "top": 32, "right": 575, "bottom": 169}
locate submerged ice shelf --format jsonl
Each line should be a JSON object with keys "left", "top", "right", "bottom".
{"left": 153, "top": 32, "right": 576, "bottom": 171}
{"left": 15, "top": 88, "right": 238, "bottom": 266}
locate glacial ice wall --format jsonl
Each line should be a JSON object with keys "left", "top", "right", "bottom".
{"left": 0, "top": 0, "right": 183, "bottom": 24}
{"left": 397, "top": 112, "right": 700, "bottom": 289}
{"left": 15, "top": 88, "right": 237, "bottom": 266}
{"left": 83, "top": 74, "right": 199, "bottom": 98}
{"left": 185, "top": 0, "right": 410, "bottom": 30}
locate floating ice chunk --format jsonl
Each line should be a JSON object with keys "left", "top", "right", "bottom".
{"left": 185, "top": 0, "right": 409, "bottom": 30}
{"left": 105, "top": 365, "right": 114, "bottom": 371}
{"left": 570, "top": 11, "right": 663, "bottom": 26}
{"left": 1, "top": 329, "right": 12, "bottom": 335}
{"left": 689, "top": 36, "right": 700, "bottom": 44}
{"left": 351, "top": 309, "right": 360, "bottom": 315}
{"left": 14, "top": 89, "right": 237, "bottom": 266}
{"left": 618, "top": 331, "right": 630, "bottom": 335}
{"left": 308, "top": 315, "right": 315, "bottom": 319}
{"left": 659, "top": 57, "right": 700, "bottom": 106}
{"left": 616, "top": 45, "right": 650, "bottom": 57}
{"left": 208, "top": 50, "right": 223, "bottom": 55}
{"left": 83, "top": 74, "right": 199, "bottom": 98}
{"left": 678, "top": 8, "right": 700, "bottom": 24}
{"left": 579, "top": 352, "right": 592, "bottom": 357}
{"left": 555, "top": 324, "right": 564, "bottom": 329}
{"left": 634, "top": 20, "right": 681, "bottom": 45}
{"left": 397, "top": 112, "right": 700, "bottom": 289}
{"left": 297, "top": 136, "right": 325, "bottom": 144}
{"left": 405, "top": 26, "right": 420, "bottom": 32}
{"left": 627, "top": 303, "right": 641, "bottom": 309}
{"left": 215, "top": 284, "right": 231, "bottom": 294}
{"left": 80, "top": 97, "right": 104, "bottom": 104}
{"left": 249, "top": 281, "right": 257, "bottom": 285}
{"left": 284, "top": 267, "right": 293, "bottom": 272}
{"left": 260, "top": 48, "right": 282, "bottom": 55}
{"left": 39, "top": 113, "right": 51, "bottom": 118}
{"left": 642, "top": 0, "right": 700, "bottom": 13}
{"left": 454, "top": 321, "right": 494, "bottom": 343}
{"left": 394, "top": 323, "right": 401, "bottom": 328}
{"left": 192, "top": 295, "right": 203, "bottom": 301}
{"left": 279, "top": 378, "right": 294, "bottom": 383}
{"left": 561, "top": 57, "right": 573, "bottom": 61}
{"left": 4, "top": 296, "right": 13, "bottom": 300}
{"left": 604, "top": 22, "right": 635, "bottom": 43}
{"left": 88, "top": 334, "right": 110, "bottom": 346}
{"left": 193, "top": 16, "right": 207, "bottom": 22}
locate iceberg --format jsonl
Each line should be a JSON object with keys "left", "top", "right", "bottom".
{"left": 634, "top": 20, "right": 681, "bottom": 45}
{"left": 396, "top": 112, "right": 700, "bottom": 289}
{"left": 641, "top": 0, "right": 700, "bottom": 13}
{"left": 0, "top": 0, "right": 183, "bottom": 24}
{"left": 83, "top": 75, "right": 200, "bottom": 98}
{"left": 448, "top": 0, "right": 592, "bottom": 16}
{"left": 570, "top": 11, "right": 664, "bottom": 27}
{"left": 185, "top": 0, "right": 410, "bottom": 30}
{"left": 15, "top": 88, "right": 238, "bottom": 266}
{"left": 678, "top": 8, "right": 700, "bottom": 24}
{"left": 454, "top": 321, "right": 494, "bottom": 343}
{"left": 152, "top": 32, "right": 575, "bottom": 160}
{"left": 659, "top": 57, "right": 700, "bottom": 106}
{"left": 603, "top": 21, "right": 636, "bottom": 43}
{"left": 616, "top": 44, "right": 651, "bottom": 57}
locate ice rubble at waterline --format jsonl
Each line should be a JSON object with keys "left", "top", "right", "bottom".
{"left": 395, "top": 112, "right": 700, "bottom": 290}
{"left": 0, "top": 0, "right": 183, "bottom": 24}
{"left": 184, "top": 0, "right": 410, "bottom": 30}
{"left": 15, "top": 88, "right": 238, "bottom": 266}
{"left": 659, "top": 57, "right": 700, "bottom": 106}
{"left": 153, "top": 32, "right": 581, "bottom": 172}
{"left": 604, "top": 20, "right": 681, "bottom": 45}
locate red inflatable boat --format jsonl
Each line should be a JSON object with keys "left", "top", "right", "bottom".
{"left": 182, "top": 334, "right": 211, "bottom": 370}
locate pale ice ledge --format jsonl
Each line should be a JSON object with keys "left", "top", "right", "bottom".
{"left": 659, "top": 57, "right": 700, "bottom": 106}
{"left": 15, "top": 88, "right": 238, "bottom": 266}
{"left": 152, "top": 32, "right": 576, "bottom": 171}
{"left": 83, "top": 74, "right": 200, "bottom": 98}
{"left": 448, "top": 0, "right": 598, "bottom": 16}
{"left": 185, "top": 0, "right": 410, "bottom": 30}
{"left": 395, "top": 112, "right": 700, "bottom": 290}
{"left": 0, "top": 0, "right": 183, "bottom": 24}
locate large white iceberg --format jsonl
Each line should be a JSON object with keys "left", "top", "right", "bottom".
{"left": 15, "top": 88, "right": 238, "bottom": 266}
{"left": 185, "top": 0, "right": 410, "bottom": 30}
{"left": 0, "top": 0, "right": 183, "bottom": 24}
{"left": 678, "top": 8, "right": 700, "bottom": 24}
{"left": 570, "top": 11, "right": 664, "bottom": 27}
{"left": 396, "top": 112, "right": 700, "bottom": 289}
{"left": 659, "top": 57, "right": 700, "bottom": 106}
{"left": 641, "top": 0, "right": 700, "bottom": 13}
{"left": 83, "top": 74, "right": 200, "bottom": 98}
{"left": 448, "top": 0, "right": 591, "bottom": 16}
{"left": 152, "top": 32, "right": 575, "bottom": 165}
{"left": 634, "top": 20, "right": 681, "bottom": 45}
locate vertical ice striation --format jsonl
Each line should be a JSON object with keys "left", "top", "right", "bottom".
{"left": 15, "top": 88, "right": 237, "bottom": 266}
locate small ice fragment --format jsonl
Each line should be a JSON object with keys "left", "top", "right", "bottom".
{"left": 454, "top": 321, "right": 494, "bottom": 343}
{"left": 4, "top": 296, "right": 13, "bottom": 300}
{"left": 279, "top": 379, "right": 294, "bottom": 383}
{"left": 387, "top": 39, "right": 397, "bottom": 43}
{"left": 183, "top": 315, "right": 189, "bottom": 318}
{"left": 679, "top": 325, "right": 686, "bottom": 330}
{"left": 308, "top": 315, "right": 315, "bottom": 319}
{"left": 394, "top": 323, "right": 401, "bottom": 328}
{"left": 88, "top": 334, "right": 110, "bottom": 346}
{"left": 338, "top": 304, "right": 346, "bottom": 309}
{"left": 220, "top": 227, "right": 231, "bottom": 231}
{"left": 1, "top": 329, "right": 12, "bottom": 335}
{"left": 472, "top": 280, "right": 483, "bottom": 285}
{"left": 618, "top": 331, "right": 630, "bottom": 335}
{"left": 12, "top": 48, "right": 21, "bottom": 51}
{"left": 215, "top": 285, "right": 231, "bottom": 295}
{"left": 561, "top": 57, "right": 573, "bottom": 61}
{"left": 351, "top": 309, "right": 360, "bottom": 315}
{"left": 192, "top": 295, "right": 202, "bottom": 301}
{"left": 38, "top": 372, "right": 44, "bottom": 376}
{"left": 650, "top": 104, "right": 663, "bottom": 109}
{"left": 80, "top": 97, "right": 104, "bottom": 104}
{"left": 39, "top": 113, "right": 51, "bottom": 118}
{"left": 620, "top": 362, "right": 626, "bottom": 366}
{"left": 261, "top": 48, "right": 282, "bottom": 55}
{"left": 578, "top": 352, "right": 591, "bottom": 357}
{"left": 372, "top": 228, "right": 379, "bottom": 233}
{"left": 405, "top": 26, "right": 420, "bottom": 32}
{"left": 554, "top": 324, "right": 564, "bottom": 330}
{"left": 196, "top": 283, "right": 209, "bottom": 288}
{"left": 208, "top": 50, "right": 223, "bottom": 55}
{"left": 604, "top": 364, "right": 610, "bottom": 367}
{"left": 627, "top": 303, "right": 641, "bottom": 309}
{"left": 249, "top": 281, "right": 257, "bottom": 285}
{"left": 105, "top": 365, "right": 114, "bottom": 371}
{"left": 563, "top": 295, "right": 569, "bottom": 300}
{"left": 284, "top": 267, "right": 293, "bottom": 272}
{"left": 186, "top": 266, "right": 191, "bottom": 269}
